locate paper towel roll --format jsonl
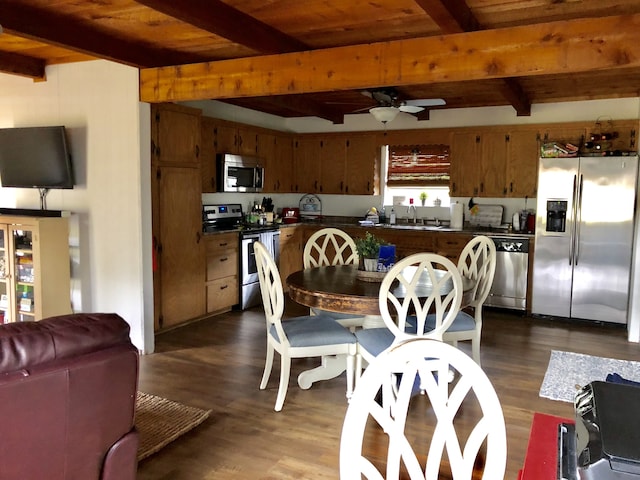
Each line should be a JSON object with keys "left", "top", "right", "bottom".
{"left": 450, "top": 202, "right": 463, "bottom": 230}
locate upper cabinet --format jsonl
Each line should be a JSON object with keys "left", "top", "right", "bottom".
{"left": 201, "top": 116, "right": 217, "bottom": 193}
{"left": 292, "top": 133, "right": 379, "bottom": 195}
{"left": 153, "top": 103, "right": 201, "bottom": 166}
{"left": 450, "top": 128, "right": 539, "bottom": 198}
{"left": 214, "top": 123, "right": 258, "bottom": 156}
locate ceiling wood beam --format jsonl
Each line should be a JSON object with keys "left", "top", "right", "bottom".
{"left": 135, "top": 0, "right": 308, "bottom": 54}
{"left": 0, "top": 2, "right": 207, "bottom": 67}
{"left": 414, "top": 0, "right": 479, "bottom": 34}
{"left": 416, "top": 0, "right": 530, "bottom": 115}
{"left": 140, "top": 14, "right": 640, "bottom": 104}
{"left": 135, "top": 0, "right": 344, "bottom": 122}
{"left": 251, "top": 96, "right": 345, "bottom": 124}
{"left": 0, "top": 50, "right": 45, "bottom": 79}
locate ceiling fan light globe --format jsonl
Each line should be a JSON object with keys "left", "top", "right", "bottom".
{"left": 369, "top": 106, "right": 400, "bottom": 123}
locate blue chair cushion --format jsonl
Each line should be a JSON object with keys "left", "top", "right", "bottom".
{"left": 408, "top": 311, "right": 476, "bottom": 333}
{"left": 311, "top": 307, "right": 362, "bottom": 321}
{"left": 269, "top": 315, "right": 356, "bottom": 347}
{"left": 354, "top": 328, "right": 395, "bottom": 357}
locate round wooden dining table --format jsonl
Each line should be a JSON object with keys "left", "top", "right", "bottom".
{"left": 286, "top": 264, "right": 474, "bottom": 317}
{"left": 286, "top": 264, "right": 474, "bottom": 393}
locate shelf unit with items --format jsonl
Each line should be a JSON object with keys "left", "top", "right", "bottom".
{"left": 0, "top": 216, "right": 71, "bottom": 324}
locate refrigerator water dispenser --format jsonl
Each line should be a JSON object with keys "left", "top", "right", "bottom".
{"left": 546, "top": 200, "right": 567, "bottom": 233}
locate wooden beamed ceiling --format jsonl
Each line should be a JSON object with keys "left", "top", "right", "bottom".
{"left": 1, "top": 0, "right": 640, "bottom": 124}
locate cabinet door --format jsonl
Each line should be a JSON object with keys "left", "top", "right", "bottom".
{"left": 156, "top": 166, "right": 205, "bottom": 330}
{"left": 346, "top": 136, "right": 378, "bottom": 195}
{"left": 273, "top": 135, "right": 294, "bottom": 192}
{"left": 320, "top": 137, "right": 347, "bottom": 194}
{"left": 479, "top": 132, "right": 508, "bottom": 197}
{"left": 201, "top": 117, "right": 217, "bottom": 193}
{"left": 214, "top": 123, "right": 238, "bottom": 153}
{"left": 11, "top": 226, "right": 36, "bottom": 323}
{"left": 294, "top": 137, "right": 322, "bottom": 193}
{"left": 257, "top": 132, "right": 276, "bottom": 193}
{"left": 279, "top": 227, "right": 303, "bottom": 289}
{"left": 237, "top": 126, "right": 258, "bottom": 156}
{"left": 450, "top": 132, "right": 480, "bottom": 197}
{"left": 506, "top": 130, "right": 539, "bottom": 198}
{"left": 153, "top": 104, "right": 201, "bottom": 165}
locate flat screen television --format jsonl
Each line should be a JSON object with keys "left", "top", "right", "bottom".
{"left": 0, "top": 126, "right": 74, "bottom": 189}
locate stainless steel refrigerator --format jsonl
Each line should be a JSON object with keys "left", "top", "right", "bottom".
{"left": 532, "top": 155, "right": 639, "bottom": 324}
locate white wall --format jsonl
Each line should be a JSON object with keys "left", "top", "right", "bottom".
{"left": 0, "top": 61, "right": 153, "bottom": 353}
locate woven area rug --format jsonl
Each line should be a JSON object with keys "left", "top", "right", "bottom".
{"left": 539, "top": 350, "right": 640, "bottom": 403}
{"left": 136, "top": 392, "right": 211, "bottom": 461}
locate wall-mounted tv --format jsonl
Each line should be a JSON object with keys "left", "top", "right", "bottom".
{"left": 0, "top": 126, "right": 74, "bottom": 189}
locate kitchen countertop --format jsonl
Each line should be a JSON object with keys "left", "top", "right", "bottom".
{"left": 203, "top": 217, "right": 535, "bottom": 239}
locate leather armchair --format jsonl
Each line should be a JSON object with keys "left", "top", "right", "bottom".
{"left": 0, "top": 313, "right": 139, "bottom": 480}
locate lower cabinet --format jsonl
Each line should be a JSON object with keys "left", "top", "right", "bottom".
{"left": 279, "top": 226, "right": 303, "bottom": 290}
{"left": 205, "top": 232, "right": 239, "bottom": 313}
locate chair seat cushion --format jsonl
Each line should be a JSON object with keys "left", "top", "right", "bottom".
{"left": 354, "top": 328, "right": 395, "bottom": 357}
{"left": 269, "top": 315, "right": 356, "bottom": 347}
{"left": 311, "top": 307, "right": 361, "bottom": 321}
{"left": 407, "top": 312, "right": 476, "bottom": 333}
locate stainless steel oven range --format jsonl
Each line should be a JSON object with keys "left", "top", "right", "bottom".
{"left": 202, "top": 203, "right": 280, "bottom": 310}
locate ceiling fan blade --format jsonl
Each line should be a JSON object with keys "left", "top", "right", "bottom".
{"left": 399, "top": 105, "right": 424, "bottom": 113}
{"left": 404, "top": 98, "right": 446, "bottom": 107}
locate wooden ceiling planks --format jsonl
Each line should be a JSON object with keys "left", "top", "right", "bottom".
{"left": 2, "top": 0, "right": 640, "bottom": 121}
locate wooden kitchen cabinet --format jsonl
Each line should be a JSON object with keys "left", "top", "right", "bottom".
{"left": 294, "top": 137, "right": 322, "bottom": 193}
{"left": 506, "top": 130, "right": 539, "bottom": 198}
{"left": 151, "top": 103, "right": 205, "bottom": 331}
{"left": 434, "top": 232, "right": 473, "bottom": 264}
{"left": 205, "top": 232, "right": 239, "bottom": 313}
{"left": 479, "top": 132, "right": 508, "bottom": 197}
{"left": 450, "top": 132, "right": 480, "bottom": 197}
{"left": 213, "top": 122, "right": 258, "bottom": 156}
{"left": 0, "top": 215, "right": 71, "bottom": 324}
{"left": 321, "top": 136, "right": 347, "bottom": 194}
{"left": 201, "top": 116, "right": 217, "bottom": 193}
{"left": 271, "top": 134, "right": 294, "bottom": 192}
{"left": 279, "top": 225, "right": 303, "bottom": 290}
{"left": 346, "top": 135, "right": 379, "bottom": 195}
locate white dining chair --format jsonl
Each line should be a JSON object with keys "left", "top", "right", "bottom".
{"left": 443, "top": 235, "right": 497, "bottom": 366}
{"left": 254, "top": 241, "right": 357, "bottom": 411}
{"left": 354, "top": 253, "right": 463, "bottom": 379}
{"left": 340, "top": 338, "right": 507, "bottom": 480}
{"left": 303, "top": 227, "right": 364, "bottom": 329}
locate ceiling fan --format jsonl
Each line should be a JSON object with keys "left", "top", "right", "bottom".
{"left": 360, "top": 87, "right": 446, "bottom": 123}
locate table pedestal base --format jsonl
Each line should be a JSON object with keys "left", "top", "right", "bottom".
{"left": 297, "top": 354, "right": 353, "bottom": 398}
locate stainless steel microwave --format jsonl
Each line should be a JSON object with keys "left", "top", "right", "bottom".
{"left": 216, "top": 153, "right": 264, "bottom": 193}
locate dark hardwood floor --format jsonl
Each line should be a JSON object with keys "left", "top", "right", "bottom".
{"left": 136, "top": 301, "right": 637, "bottom": 479}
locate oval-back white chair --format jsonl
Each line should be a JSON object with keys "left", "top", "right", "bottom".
{"left": 354, "top": 253, "right": 464, "bottom": 377}
{"left": 303, "top": 228, "right": 359, "bottom": 269}
{"left": 340, "top": 338, "right": 507, "bottom": 480}
{"left": 303, "top": 228, "right": 363, "bottom": 328}
{"left": 254, "top": 241, "right": 357, "bottom": 411}
{"left": 444, "top": 235, "right": 497, "bottom": 366}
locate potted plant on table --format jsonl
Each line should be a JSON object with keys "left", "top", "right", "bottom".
{"left": 419, "top": 191, "right": 428, "bottom": 206}
{"left": 355, "top": 231, "right": 382, "bottom": 272}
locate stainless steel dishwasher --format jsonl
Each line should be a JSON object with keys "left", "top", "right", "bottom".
{"left": 484, "top": 236, "right": 529, "bottom": 311}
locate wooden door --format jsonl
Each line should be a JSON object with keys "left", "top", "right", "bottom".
{"left": 320, "top": 136, "right": 346, "bottom": 194}
{"left": 479, "top": 132, "right": 508, "bottom": 197}
{"left": 153, "top": 104, "right": 201, "bottom": 165}
{"left": 273, "top": 135, "right": 294, "bottom": 192}
{"left": 294, "top": 137, "right": 322, "bottom": 193}
{"left": 450, "top": 132, "right": 480, "bottom": 197}
{"left": 346, "top": 135, "right": 378, "bottom": 195}
{"left": 506, "top": 130, "right": 539, "bottom": 198}
{"left": 201, "top": 116, "right": 217, "bottom": 193}
{"left": 156, "top": 166, "right": 205, "bottom": 330}
{"left": 214, "top": 123, "right": 238, "bottom": 154}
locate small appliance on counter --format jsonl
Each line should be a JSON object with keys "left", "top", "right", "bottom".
{"left": 299, "top": 193, "right": 322, "bottom": 220}
{"left": 281, "top": 207, "right": 299, "bottom": 224}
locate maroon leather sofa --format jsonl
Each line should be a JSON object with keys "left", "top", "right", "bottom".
{"left": 0, "top": 313, "right": 139, "bottom": 480}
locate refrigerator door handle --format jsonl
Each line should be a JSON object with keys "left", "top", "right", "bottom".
{"left": 575, "top": 174, "right": 584, "bottom": 265}
{"left": 569, "top": 174, "right": 578, "bottom": 265}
